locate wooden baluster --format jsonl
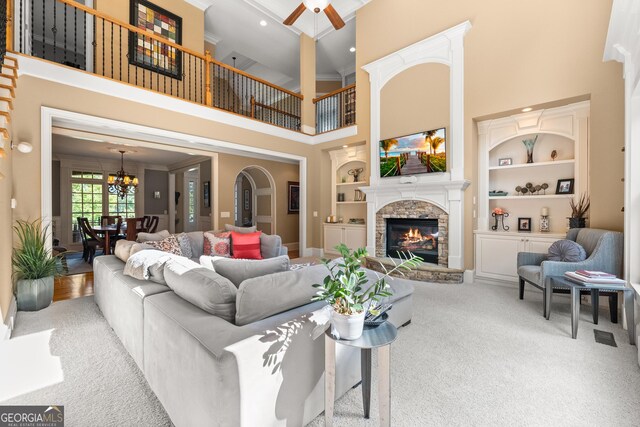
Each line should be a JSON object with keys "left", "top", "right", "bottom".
{"left": 205, "top": 51, "right": 212, "bottom": 106}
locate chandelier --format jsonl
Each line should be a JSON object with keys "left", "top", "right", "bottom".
{"left": 107, "top": 150, "right": 139, "bottom": 199}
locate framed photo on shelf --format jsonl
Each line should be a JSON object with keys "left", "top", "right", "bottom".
{"left": 287, "top": 181, "right": 300, "bottom": 214}
{"left": 555, "top": 178, "right": 575, "bottom": 194}
{"left": 518, "top": 217, "right": 532, "bottom": 232}
{"left": 498, "top": 158, "right": 512, "bottom": 166}
{"left": 129, "top": 0, "right": 183, "bottom": 79}
{"left": 203, "top": 181, "right": 210, "bottom": 208}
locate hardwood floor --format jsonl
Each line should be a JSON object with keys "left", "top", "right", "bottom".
{"left": 54, "top": 272, "right": 94, "bottom": 302}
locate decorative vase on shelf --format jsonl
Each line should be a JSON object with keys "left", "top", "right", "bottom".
{"left": 568, "top": 217, "right": 587, "bottom": 229}
{"left": 522, "top": 135, "right": 539, "bottom": 164}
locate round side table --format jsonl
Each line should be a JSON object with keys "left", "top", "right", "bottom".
{"left": 324, "top": 321, "right": 398, "bottom": 427}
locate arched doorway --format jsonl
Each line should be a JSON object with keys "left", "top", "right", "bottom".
{"left": 234, "top": 166, "right": 276, "bottom": 234}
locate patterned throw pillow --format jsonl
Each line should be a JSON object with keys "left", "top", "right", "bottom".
{"left": 177, "top": 233, "right": 193, "bottom": 259}
{"left": 204, "top": 231, "right": 231, "bottom": 257}
{"left": 231, "top": 231, "right": 262, "bottom": 260}
{"left": 144, "top": 235, "right": 183, "bottom": 256}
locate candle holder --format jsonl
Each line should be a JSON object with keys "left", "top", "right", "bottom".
{"left": 540, "top": 215, "right": 550, "bottom": 232}
{"left": 491, "top": 212, "right": 510, "bottom": 231}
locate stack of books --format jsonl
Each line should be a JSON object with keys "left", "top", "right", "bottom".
{"left": 564, "top": 270, "right": 626, "bottom": 287}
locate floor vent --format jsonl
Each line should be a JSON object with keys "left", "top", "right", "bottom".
{"left": 594, "top": 330, "right": 617, "bottom": 347}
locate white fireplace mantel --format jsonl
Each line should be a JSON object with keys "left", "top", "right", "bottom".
{"left": 360, "top": 21, "right": 472, "bottom": 270}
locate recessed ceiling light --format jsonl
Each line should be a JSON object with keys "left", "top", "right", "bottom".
{"left": 522, "top": 107, "right": 532, "bottom": 112}
{"left": 259, "top": 20, "right": 267, "bottom": 27}
{"left": 343, "top": 145, "right": 348, "bottom": 148}
{"left": 349, "top": 47, "right": 356, "bottom": 53}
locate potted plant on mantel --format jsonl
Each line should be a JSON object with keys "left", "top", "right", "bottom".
{"left": 312, "top": 244, "right": 422, "bottom": 340}
{"left": 12, "top": 219, "right": 61, "bottom": 311}
{"left": 568, "top": 193, "right": 590, "bottom": 229}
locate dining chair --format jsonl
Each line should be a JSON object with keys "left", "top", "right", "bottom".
{"left": 142, "top": 215, "right": 151, "bottom": 231}
{"left": 78, "top": 217, "right": 104, "bottom": 264}
{"left": 126, "top": 217, "right": 147, "bottom": 241}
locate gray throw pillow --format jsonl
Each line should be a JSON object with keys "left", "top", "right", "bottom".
{"left": 260, "top": 234, "right": 283, "bottom": 259}
{"left": 235, "top": 264, "right": 328, "bottom": 326}
{"left": 548, "top": 239, "right": 587, "bottom": 262}
{"left": 114, "top": 240, "right": 137, "bottom": 262}
{"left": 176, "top": 233, "right": 194, "bottom": 259}
{"left": 163, "top": 257, "right": 237, "bottom": 323}
{"left": 204, "top": 255, "right": 290, "bottom": 287}
{"left": 224, "top": 224, "right": 257, "bottom": 234}
{"left": 137, "top": 230, "right": 171, "bottom": 243}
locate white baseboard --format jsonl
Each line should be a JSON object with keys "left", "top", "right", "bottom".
{"left": 284, "top": 242, "right": 300, "bottom": 251}
{"left": 302, "top": 247, "right": 323, "bottom": 257}
{"left": 463, "top": 270, "right": 475, "bottom": 284}
{"left": 0, "top": 295, "right": 17, "bottom": 340}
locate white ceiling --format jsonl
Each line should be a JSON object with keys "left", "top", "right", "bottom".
{"left": 52, "top": 135, "right": 196, "bottom": 167}
{"left": 205, "top": 0, "right": 361, "bottom": 90}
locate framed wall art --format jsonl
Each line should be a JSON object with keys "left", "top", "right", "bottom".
{"left": 203, "top": 181, "right": 210, "bottom": 208}
{"left": 129, "top": 0, "right": 183, "bottom": 79}
{"left": 288, "top": 181, "right": 300, "bottom": 214}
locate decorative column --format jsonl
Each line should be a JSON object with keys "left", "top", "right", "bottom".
{"left": 299, "top": 34, "right": 316, "bottom": 135}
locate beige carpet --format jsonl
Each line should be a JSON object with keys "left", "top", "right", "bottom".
{"left": 3, "top": 280, "right": 639, "bottom": 426}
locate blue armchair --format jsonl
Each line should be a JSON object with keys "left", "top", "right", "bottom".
{"left": 517, "top": 228, "right": 623, "bottom": 320}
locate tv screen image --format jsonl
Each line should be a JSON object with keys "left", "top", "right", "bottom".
{"left": 379, "top": 127, "right": 446, "bottom": 178}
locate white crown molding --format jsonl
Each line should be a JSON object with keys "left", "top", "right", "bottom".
{"left": 316, "top": 73, "right": 342, "bottom": 81}
{"left": 185, "top": 0, "right": 213, "bottom": 11}
{"left": 204, "top": 31, "right": 223, "bottom": 45}
{"left": 18, "top": 54, "right": 353, "bottom": 146}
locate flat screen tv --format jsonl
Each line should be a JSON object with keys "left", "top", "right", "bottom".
{"left": 379, "top": 127, "right": 446, "bottom": 178}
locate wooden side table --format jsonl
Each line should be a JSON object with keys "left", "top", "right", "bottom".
{"left": 324, "top": 321, "right": 398, "bottom": 427}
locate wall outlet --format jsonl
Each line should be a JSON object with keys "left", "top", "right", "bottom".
{"left": 220, "top": 212, "right": 230, "bottom": 218}
{"left": 313, "top": 211, "right": 318, "bottom": 217}
{"left": 10, "top": 198, "right": 16, "bottom": 209}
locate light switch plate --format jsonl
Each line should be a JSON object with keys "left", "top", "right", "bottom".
{"left": 220, "top": 212, "right": 230, "bottom": 218}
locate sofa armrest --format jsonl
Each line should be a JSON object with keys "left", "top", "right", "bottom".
{"left": 279, "top": 245, "right": 288, "bottom": 257}
{"left": 517, "top": 252, "right": 548, "bottom": 268}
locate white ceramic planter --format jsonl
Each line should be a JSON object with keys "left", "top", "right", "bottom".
{"left": 331, "top": 310, "right": 366, "bottom": 340}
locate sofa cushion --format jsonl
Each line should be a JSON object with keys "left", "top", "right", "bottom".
{"left": 548, "top": 239, "right": 587, "bottom": 262}
{"left": 137, "top": 230, "right": 171, "bottom": 243}
{"left": 184, "top": 231, "right": 206, "bottom": 258}
{"left": 123, "top": 249, "right": 177, "bottom": 284}
{"left": 260, "top": 234, "right": 283, "bottom": 259}
{"left": 235, "top": 264, "right": 328, "bottom": 326}
{"left": 203, "top": 255, "right": 290, "bottom": 287}
{"left": 204, "top": 231, "right": 231, "bottom": 257}
{"left": 231, "top": 231, "right": 262, "bottom": 259}
{"left": 225, "top": 224, "right": 257, "bottom": 234}
{"left": 163, "top": 258, "right": 237, "bottom": 323}
{"left": 145, "top": 235, "right": 183, "bottom": 256}
{"left": 518, "top": 265, "right": 541, "bottom": 284}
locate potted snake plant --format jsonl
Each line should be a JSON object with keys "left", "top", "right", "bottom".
{"left": 312, "top": 244, "right": 422, "bottom": 340}
{"left": 12, "top": 219, "right": 61, "bottom": 311}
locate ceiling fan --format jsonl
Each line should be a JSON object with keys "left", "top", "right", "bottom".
{"left": 284, "top": 0, "right": 346, "bottom": 30}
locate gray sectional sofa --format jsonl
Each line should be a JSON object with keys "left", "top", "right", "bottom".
{"left": 94, "top": 232, "right": 415, "bottom": 426}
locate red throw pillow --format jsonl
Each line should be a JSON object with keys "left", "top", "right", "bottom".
{"left": 231, "top": 231, "right": 262, "bottom": 259}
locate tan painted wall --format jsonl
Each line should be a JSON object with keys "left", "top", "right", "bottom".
{"left": 216, "top": 155, "right": 300, "bottom": 244}
{"left": 8, "top": 74, "right": 318, "bottom": 256}
{"left": 317, "top": 0, "right": 624, "bottom": 270}
{"left": 300, "top": 34, "right": 316, "bottom": 131}
{"left": 0, "top": 124, "right": 14, "bottom": 322}
{"left": 316, "top": 80, "right": 342, "bottom": 96}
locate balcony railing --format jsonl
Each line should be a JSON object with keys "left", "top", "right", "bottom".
{"left": 313, "top": 84, "right": 356, "bottom": 134}
{"left": 9, "top": 0, "right": 303, "bottom": 131}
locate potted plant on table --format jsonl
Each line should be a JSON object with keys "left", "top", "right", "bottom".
{"left": 312, "top": 244, "right": 422, "bottom": 340}
{"left": 568, "top": 193, "right": 590, "bottom": 229}
{"left": 12, "top": 219, "right": 61, "bottom": 311}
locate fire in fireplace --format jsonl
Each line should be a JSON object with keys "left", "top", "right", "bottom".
{"left": 386, "top": 218, "right": 439, "bottom": 264}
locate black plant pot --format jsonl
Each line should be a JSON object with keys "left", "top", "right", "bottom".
{"left": 568, "top": 217, "right": 587, "bottom": 229}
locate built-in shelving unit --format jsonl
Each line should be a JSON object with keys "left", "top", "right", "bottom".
{"left": 474, "top": 101, "right": 590, "bottom": 281}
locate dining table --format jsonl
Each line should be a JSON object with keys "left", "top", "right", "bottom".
{"left": 92, "top": 224, "right": 127, "bottom": 256}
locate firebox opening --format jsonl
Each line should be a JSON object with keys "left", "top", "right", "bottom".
{"left": 386, "top": 218, "right": 439, "bottom": 264}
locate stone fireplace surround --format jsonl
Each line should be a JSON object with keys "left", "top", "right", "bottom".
{"left": 376, "top": 200, "right": 448, "bottom": 267}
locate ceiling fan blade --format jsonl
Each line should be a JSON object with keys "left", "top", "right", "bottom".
{"left": 324, "top": 4, "right": 345, "bottom": 30}
{"left": 284, "top": 2, "right": 307, "bottom": 26}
